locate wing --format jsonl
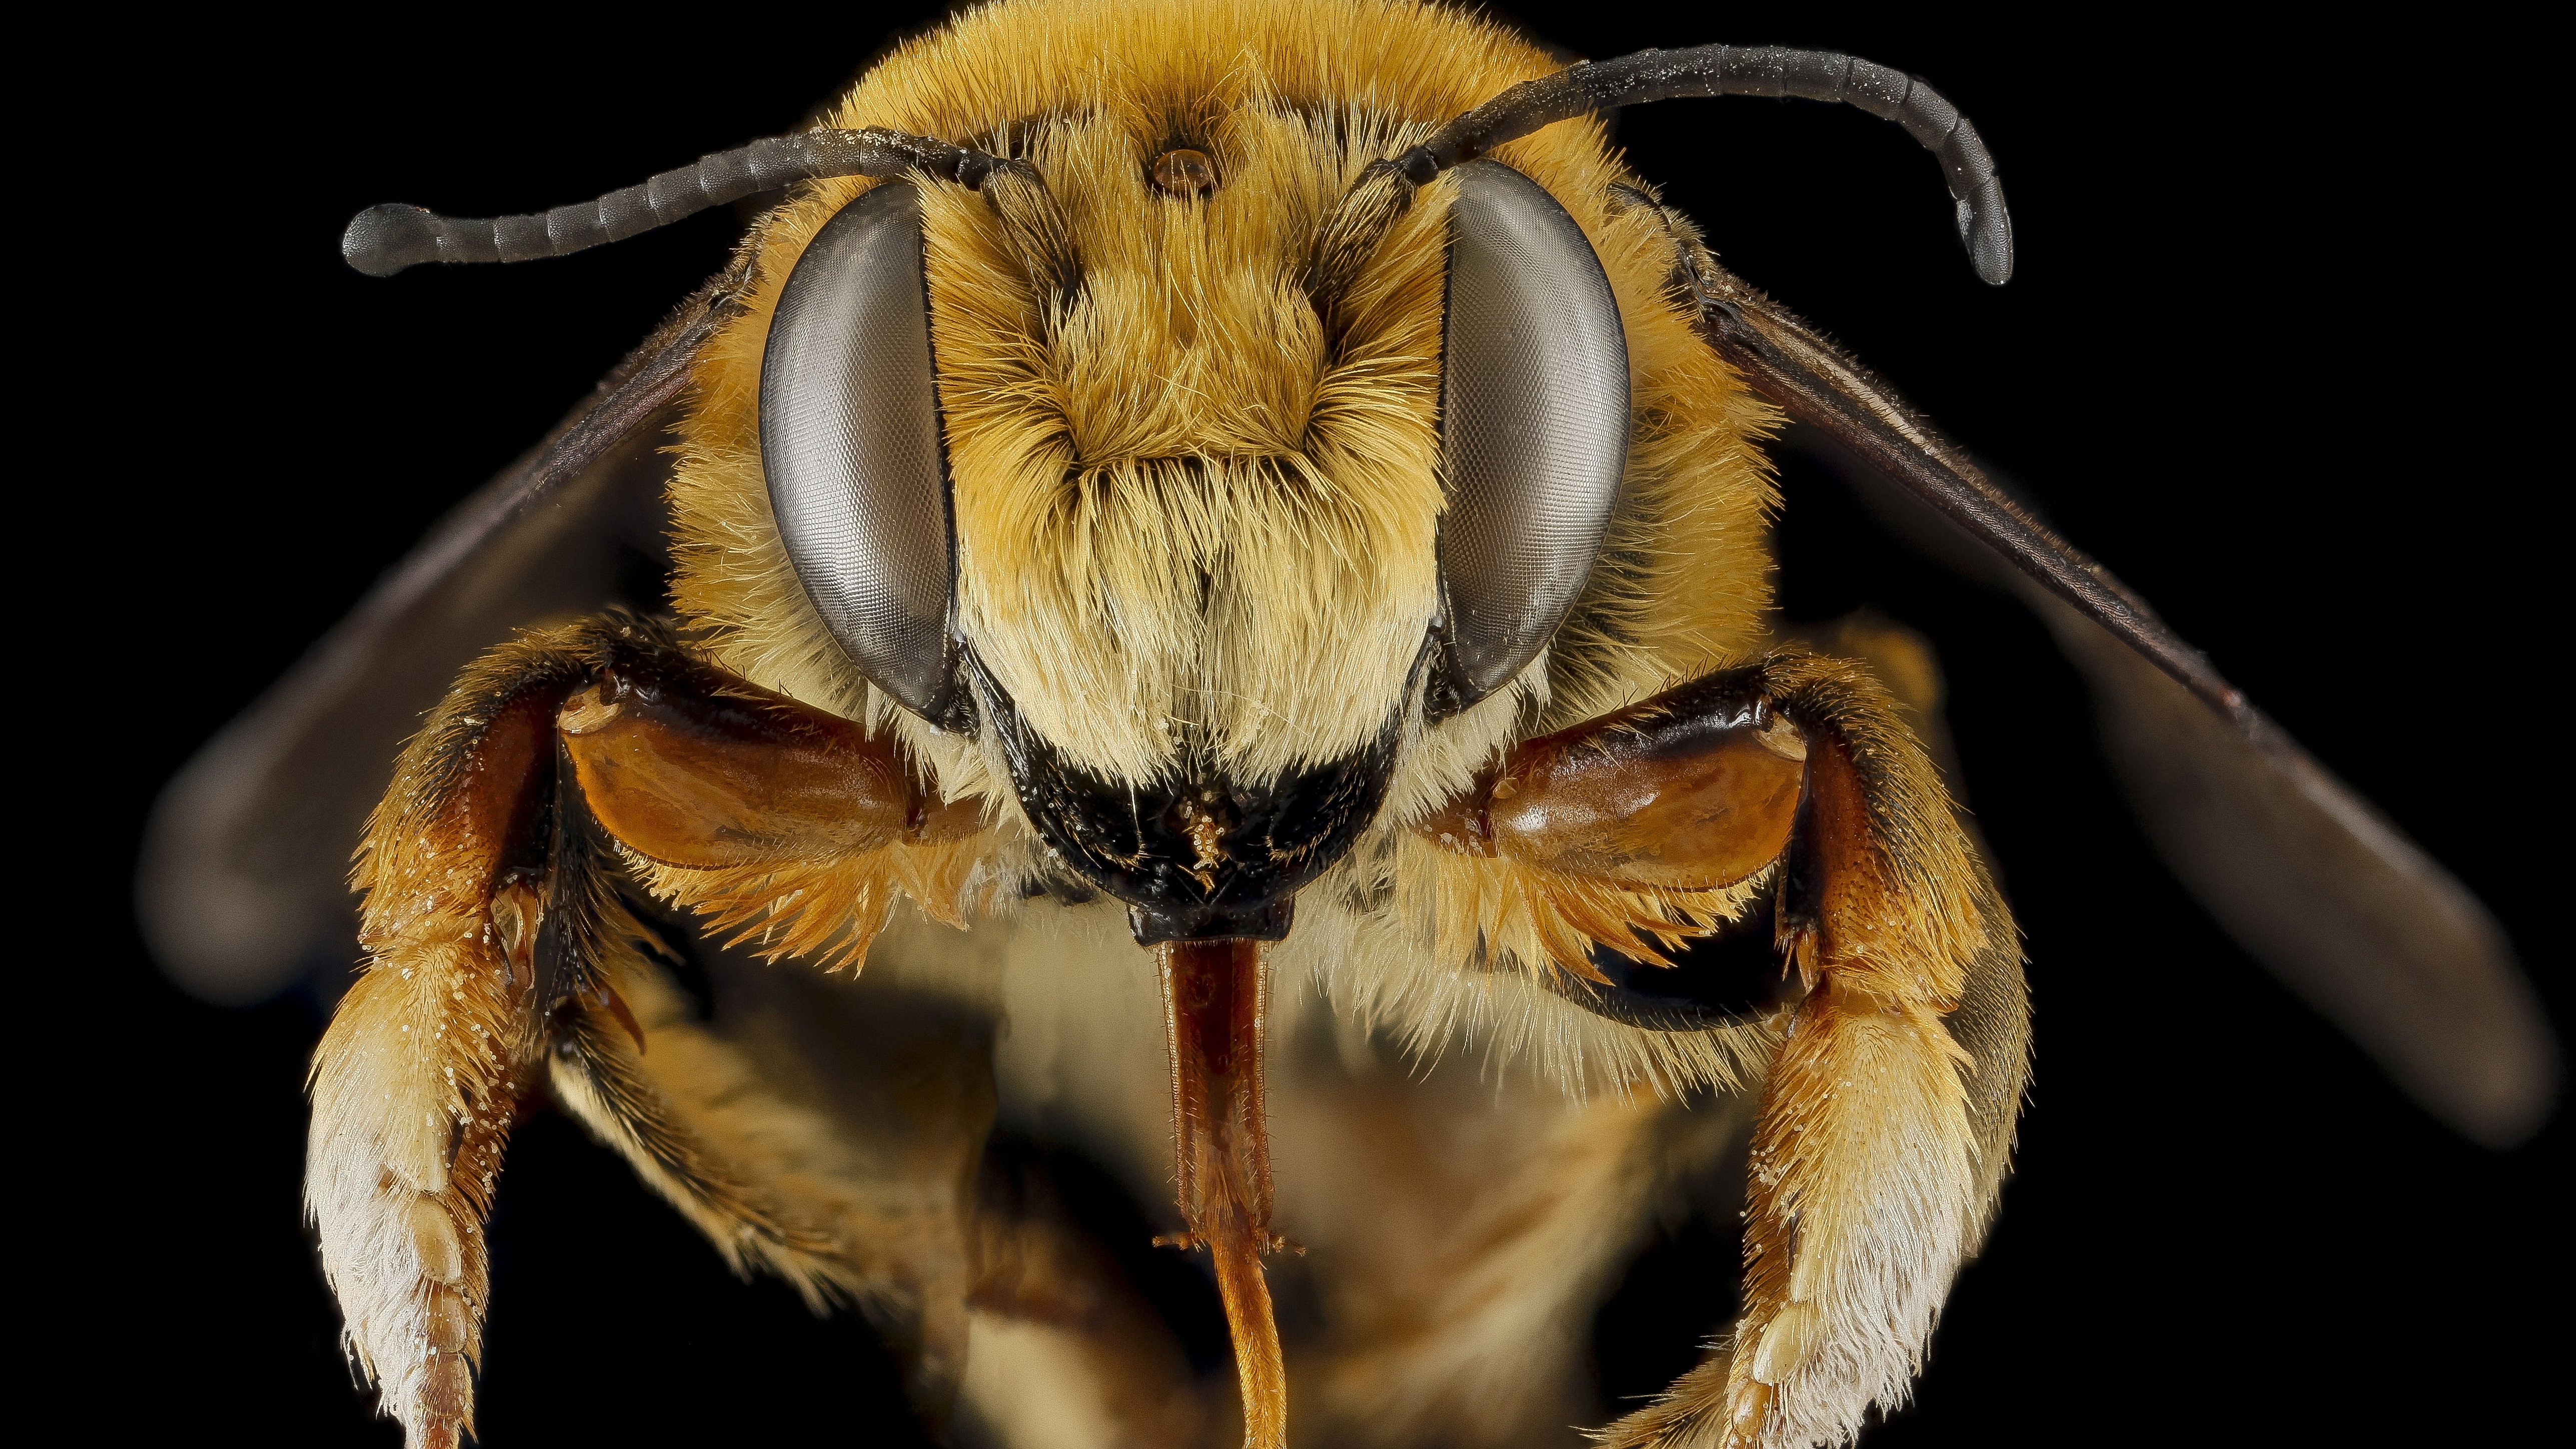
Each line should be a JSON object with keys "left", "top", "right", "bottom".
{"left": 137, "top": 273, "right": 742, "bottom": 1006}
{"left": 1675, "top": 250, "right": 2558, "bottom": 1147}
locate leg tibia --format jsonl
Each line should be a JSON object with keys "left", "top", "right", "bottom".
{"left": 1736, "top": 979, "right": 1979, "bottom": 1442}
{"left": 1734, "top": 659, "right": 2020, "bottom": 1446}
{"left": 309, "top": 630, "right": 574, "bottom": 1445}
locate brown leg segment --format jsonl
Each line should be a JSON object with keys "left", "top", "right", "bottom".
{"left": 555, "top": 645, "right": 980, "bottom": 870}
{"left": 1411, "top": 672, "right": 1808, "bottom": 984}
{"left": 1155, "top": 940, "right": 1287, "bottom": 1449}
{"left": 1419, "top": 652, "right": 2027, "bottom": 1449}
{"left": 556, "top": 635, "right": 984, "bottom": 971}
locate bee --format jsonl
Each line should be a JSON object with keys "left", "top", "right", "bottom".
{"left": 138, "top": 2, "right": 2555, "bottom": 1446}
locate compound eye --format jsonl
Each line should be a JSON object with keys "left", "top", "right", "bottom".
{"left": 760, "top": 181, "right": 965, "bottom": 726}
{"left": 1429, "top": 160, "right": 1630, "bottom": 718}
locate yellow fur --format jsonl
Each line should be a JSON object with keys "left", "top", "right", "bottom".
{"left": 669, "top": 0, "right": 1777, "bottom": 798}
{"left": 627, "top": 829, "right": 986, "bottom": 972}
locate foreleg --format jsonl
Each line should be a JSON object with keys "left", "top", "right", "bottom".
{"left": 1420, "top": 652, "right": 2028, "bottom": 1448}
{"left": 308, "top": 625, "right": 588, "bottom": 1449}
{"left": 308, "top": 613, "right": 979, "bottom": 1445}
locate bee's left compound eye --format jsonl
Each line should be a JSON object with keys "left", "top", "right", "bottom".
{"left": 760, "top": 181, "right": 966, "bottom": 727}
{"left": 1427, "top": 160, "right": 1631, "bottom": 720}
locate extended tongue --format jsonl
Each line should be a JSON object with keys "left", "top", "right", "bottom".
{"left": 1155, "top": 939, "right": 1287, "bottom": 1448}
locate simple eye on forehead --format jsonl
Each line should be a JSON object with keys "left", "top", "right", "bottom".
{"left": 759, "top": 181, "right": 963, "bottom": 724}
{"left": 1432, "top": 159, "right": 1630, "bottom": 717}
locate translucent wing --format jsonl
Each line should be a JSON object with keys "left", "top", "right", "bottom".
{"left": 136, "top": 277, "right": 738, "bottom": 1005}
{"left": 1678, "top": 253, "right": 2558, "bottom": 1146}
{"left": 2041, "top": 589, "right": 2552, "bottom": 1146}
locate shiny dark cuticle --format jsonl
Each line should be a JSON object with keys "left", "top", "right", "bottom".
{"left": 973, "top": 660, "right": 1399, "bottom": 945}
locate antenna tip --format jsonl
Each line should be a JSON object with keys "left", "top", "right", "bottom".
{"left": 342, "top": 203, "right": 441, "bottom": 277}
{"left": 1959, "top": 179, "right": 2014, "bottom": 286}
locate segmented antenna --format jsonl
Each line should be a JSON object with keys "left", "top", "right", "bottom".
{"left": 1403, "top": 44, "right": 2014, "bottom": 284}
{"left": 344, "top": 45, "right": 2013, "bottom": 288}
{"left": 341, "top": 127, "right": 1018, "bottom": 277}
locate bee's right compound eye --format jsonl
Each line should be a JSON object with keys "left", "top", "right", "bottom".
{"left": 760, "top": 181, "right": 968, "bottom": 728}
{"left": 1427, "top": 160, "right": 1632, "bottom": 720}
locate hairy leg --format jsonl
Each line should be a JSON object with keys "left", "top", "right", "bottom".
{"left": 1636, "top": 658, "right": 2023, "bottom": 1449}
{"left": 1420, "top": 651, "right": 2028, "bottom": 1449}
{"left": 309, "top": 612, "right": 979, "bottom": 1445}
{"left": 307, "top": 630, "right": 586, "bottom": 1449}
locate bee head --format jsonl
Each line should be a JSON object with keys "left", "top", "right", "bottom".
{"left": 746, "top": 105, "right": 1635, "bottom": 941}
{"left": 343, "top": 31, "right": 2008, "bottom": 946}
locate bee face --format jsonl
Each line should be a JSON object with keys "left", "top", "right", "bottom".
{"left": 923, "top": 107, "right": 1448, "bottom": 792}
{"left": 681, "top": 21, "right": 1742, "bottom": 938}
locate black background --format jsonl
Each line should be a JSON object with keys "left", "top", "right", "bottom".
{"left": 69, "top": 4, "right": 2559, "bottom": 1444}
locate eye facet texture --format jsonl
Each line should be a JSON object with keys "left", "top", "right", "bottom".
{"left": 761, "top": 181, "right": 962, "bottom": 723}
{"left": 1432, "top": 160, "right": 1631, "bottom": 717}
